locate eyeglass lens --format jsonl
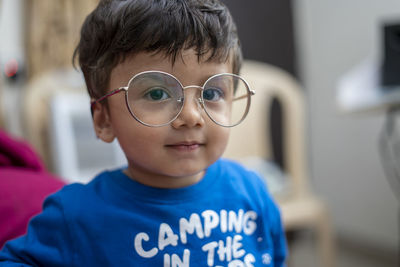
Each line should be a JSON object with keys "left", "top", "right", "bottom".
{"left": 126, "top": 72, "right": 250, "bottom": 127}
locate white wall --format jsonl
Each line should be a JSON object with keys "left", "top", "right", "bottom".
{"left": 293, "top": 0, "right": 400, "bottom": 250}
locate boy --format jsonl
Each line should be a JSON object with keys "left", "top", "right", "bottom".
{"left": 0, "top": 0, "right": 287, "bottom": 266}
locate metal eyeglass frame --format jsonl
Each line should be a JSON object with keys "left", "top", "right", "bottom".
{"left": 90, "top": 70, "right": 255, "bottom": 127}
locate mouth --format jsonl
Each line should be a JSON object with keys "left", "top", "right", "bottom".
{"left": 165, "top": 141, "right": 204, "bottom": 151}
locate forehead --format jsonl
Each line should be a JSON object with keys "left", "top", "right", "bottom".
{"left": 109, "top": 49, "right": 233, "bottom": 88}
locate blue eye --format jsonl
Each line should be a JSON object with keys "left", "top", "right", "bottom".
{"left": 203, "top": 88, "right": 224, "bottom": 102}
{"left": 144, "top": 88, "right": 171, "bottom": 101}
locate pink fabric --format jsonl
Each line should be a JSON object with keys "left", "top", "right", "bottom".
{"left": 0, "top": 131, "right": 45, "bottom": 171}
{"left": 0, "top": 130, "right": 65, "bottom": 248}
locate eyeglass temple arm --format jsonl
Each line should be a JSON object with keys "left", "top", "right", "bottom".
{"left": 233, "top": 89, "right": 255, "bottom": 101}
{"left": 90, "top": 87, "right": 126, "bottom": 116}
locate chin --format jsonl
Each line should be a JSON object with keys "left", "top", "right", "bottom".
{"left": 171, "top": 168, "right": 204, "bottom": 178}
{"left": 167, "top": 164, "right": 206, "bottom": 178}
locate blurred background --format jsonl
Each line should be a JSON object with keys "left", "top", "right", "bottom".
{"left": 1, "top": 0, "right": 399, "bottom": 266}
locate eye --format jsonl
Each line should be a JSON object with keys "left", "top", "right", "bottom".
{"left": 203, "top": 88, "right": 224, "bottom": 102}
{"left": 144, "top": 87, "right": 171, "bottom": 101}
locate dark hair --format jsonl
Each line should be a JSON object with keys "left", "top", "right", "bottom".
{"left": 73, "top": 0, "right": 242, "bottom": 99}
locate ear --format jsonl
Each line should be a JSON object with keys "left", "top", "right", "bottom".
{"left": 92, "top": 102, "right": 116, "bottom": 143}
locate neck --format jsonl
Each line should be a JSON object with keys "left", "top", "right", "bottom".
{"left": 123, "top": 167, "right": 205, "bottom": 189}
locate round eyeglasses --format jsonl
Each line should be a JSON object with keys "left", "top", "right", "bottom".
{"left": 91, "top": 70, "right": 255, "bottom": 127}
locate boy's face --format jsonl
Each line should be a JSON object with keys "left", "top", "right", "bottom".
{"left": 93, "top": 49, "right": 232, "bottom": 188}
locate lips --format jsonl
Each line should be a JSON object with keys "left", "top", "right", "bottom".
{"left": 165, "top": 141, "right": 203, "bottom": 151}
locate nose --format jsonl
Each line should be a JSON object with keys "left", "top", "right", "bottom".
{"left": 171, "top": 86, "right": 205, "bottom": 128}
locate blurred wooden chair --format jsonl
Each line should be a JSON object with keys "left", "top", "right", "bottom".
{"left": 22, "top": 69, "right": 126, "bottom": 183}
{"left": 22, "top": 69, "right": 85, "bottom": 172}
{"left": 224, "top": 60, "right": 335, "bottom": 267}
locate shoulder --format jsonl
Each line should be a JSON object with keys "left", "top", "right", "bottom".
{"left": 217, "top": 158, "right": 258, "bottom": 176}
{"left": 214, "top": 159, "right": 274, "bottom": 205}
{"left": 216, "top": 158, "right": 283, "bottom": 217}
{"left": 216, "top": 158, "right": 268, "bottom": 190}
{"left": 44, "top": 168, "right": 119, "bottom": 212}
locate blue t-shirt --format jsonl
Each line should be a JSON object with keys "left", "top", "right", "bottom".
{"left": 0, "top": 159, "right": 287, "bottom": 266}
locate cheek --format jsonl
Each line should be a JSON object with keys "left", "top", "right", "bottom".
{"left": 208, "top": 127, "right": 230, "bottom": 154}
{"left": 116, "top": 124, "right": 160, "bottom": 148}
{"left": 109, "top": 111, "right": 160, "bottom": 155}
{"left": 115, "top": 128, "right": 162, "bottom": 166}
